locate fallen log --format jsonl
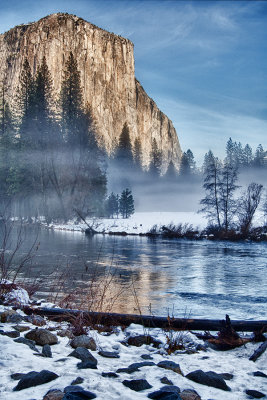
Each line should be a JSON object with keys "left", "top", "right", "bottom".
{"left": 249, "top": 341, "right": 267, "bottom": 362}
{"left": 22, "top": 307, "right": 267, "bottom": 333}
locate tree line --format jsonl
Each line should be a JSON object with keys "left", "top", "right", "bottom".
{"left": 0, "top": 53, "right": 106, "bottom": 222}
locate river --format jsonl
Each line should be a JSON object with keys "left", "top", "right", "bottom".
{"left": 6, "top": 226, "right": 267, "bottom": 320}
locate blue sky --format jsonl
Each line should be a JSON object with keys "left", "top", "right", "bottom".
{"left": 0, "top": 0, "right": 266, "bottom": 163}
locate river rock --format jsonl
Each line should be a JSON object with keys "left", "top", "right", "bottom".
{"left": 157, "top": 361, "right": 183, "bottom": 375}
{"left": 13, "top": 370, "right": 59, "bottom": 391}
{"left": 148, "top": 386, "right": 181, "bottom": 399}
{"left": 43, "top": 389, "right": 64, "bottom": 400}
{"left": 70, "top": 335, "right": 96, "bottom": 350}
{"left": 77, "top": 360, "right": 97, "bottom": 369}
{"left": 25, "top": 328, "right": 58, "bottom": 345}
{"left": 141, "top": 354, "right": 153, "bottom": 360}
{"left": 117, "top": 361, "right": 155, "bottom": 374}
{"left": 71, "top": 377, "right": 84, "bottom": 385}
{"left": 127, "top": 335, "right": 162, "bottom": 348}
{"left": 42, "top": 344, "right": 52, "bottom": 358}
{"left": 12, "top": 325, "right": 31, "bottom": 332}
{"left": 102, "top": 372, "right": 119, "bottom": 378}
{"left": 186, "top": 370, "right": 231, "bottom": 391}
{"left": 69, "top": 347, "right": 97, "bottom": 363}
{"left": 14, "top": 337, "right": 39, "bottom": 352}
{"left": 123, "top": 379, "right": 152, "bottom": 391}
{"left": 253, "top": 371, "right": 267, "bottom": 378}
{"left": 63, "top": 385, "right": 96, "bottom": 399}
{"left": 98, "top": 350, "right": 120, "bottom": 358}
{"left": 160, "top": 377, "right": 173, "bottom": 385}
{"left": 180, "top": 389, "right": 201, "bottom": 400}
{"left": 245, "top": 390, "right": 266, "bottom": 398}
{"left": 0, "top": 329, "right": 20, "bottom": 338}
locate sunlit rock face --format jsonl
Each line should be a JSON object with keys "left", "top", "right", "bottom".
{"left": 0, "top": 13, "right": 182, "bottom": 169}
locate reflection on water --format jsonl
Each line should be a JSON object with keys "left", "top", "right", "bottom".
{"left": 4, "top": 226, "right": 267, "bottom": 319}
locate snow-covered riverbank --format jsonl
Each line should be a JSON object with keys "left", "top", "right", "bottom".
{"left": 0, "top": 301, "right": 266, "bottom": 400}
{"left": 46, "top": 212, "right": 206, "bottom": 235}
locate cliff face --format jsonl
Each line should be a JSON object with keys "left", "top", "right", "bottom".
{"left": 0, "top": 13, "right": 182, "bottom": 168}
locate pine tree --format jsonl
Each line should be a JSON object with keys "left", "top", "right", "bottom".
{"left": 115, "top": 122, "right": 133, "bottom": 165}
{"left": 199, "top": 150, "right": 222, "bottom": 229}
{"left": 133, "top": 137, "right": 142, "bottom": 170}
{"left": 219, "top": 162, "right": 239, "bottom": 232}
{"left": 119, "top": 188, "right": 134, "bottom": 218}
{"left": 106, "top": 192, "right": 119, "bottom": 218}
{"left": 179, "top": 152, "right": 191, "bottom": 176}
{"left": 238, "top": 183, "right": 263, "bottom": 235}
{"left": 164, "top": 160, "right": 178, "bottom": 180}
{"left": 254, "top": 144, "right": 264, "bottom": 167}
{"left": 149, "top": 138, "right": 162, "bottom": 177}
{"left": 243, "top": 144, "right": 253, "bottom": 167}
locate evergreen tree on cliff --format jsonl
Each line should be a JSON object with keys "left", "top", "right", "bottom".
{"left": 115, "top": 122, "right": 133, "bottom": 167}
{"left": 133, "top": 137, "right": 143, "bottom": 170}
{"left": 149, "top": 138, "right": 162, "bottom": 178}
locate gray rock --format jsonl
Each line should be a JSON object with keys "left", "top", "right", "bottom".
{"left": 70, "top": 335, "right": 96, "bottom": 351}
{"left": 42, "top": 344, "right": 52, "bottom": 358}
{"left": 43, "top": 389, "right": 64, "bottom": 400}
{"left": 69, "top": 347, "right": 97, "bottom": 364}
{"left": 98, "top": 350, "right": 120, "bottom": 358}
{"left": 14, "top": 337, "right": 39, "bottom": 352}
{"left": 25, "top": 329, "right": 58, "bottom": 345}
{"left": 24, "top": 315, "right": 46, "bottom": 326}
{"left": 180, "top": 389, "right": 201, "bottom": 400}
{"left": 160, "top": 377, "right": 173, "bottom": 386}
{"left": 62, "top": 385, "right": 96, "bottom": 399}
{"left": 77, "top": 360, "right": 97, "bottom": 369}
{"left": 6, "top": 313, "right": 24, "bottom": 323}
{"left": 245, "top": 390, "right": 266, "bottom": 398}
{"left": 12, "top": 325, "right": 31, "bottom": 332}
{"left": 253, "top": 371, "right": 267, "bottom": 378}
{"left": 71, "top": 377, "right": 84, "bottom": 385}
{"left": 157, "top": 361, "right": 183, "bottom": 375}
{"left": 127, "top": 335, "right": 162, "bottom": 348}
{"left": 186, "top": 370, "right": 231, "bottom": 391}
{"left": 102, "top": 372, "right": 118, "bottom": 378}
{"left": 148, "top": 386, "right": 182, "bottom": 399}
{"left": 141, "top": 354, "right": 153, "bottom": 360}
{"left": 117, "top": 361, "right": 155, "bottom": 374}
{"left": 10, "top": 373, "right": 26, "bottom": 380}
{"left": 0, "top": 329, "right": 20, "bottom": 338}
{"left": 13, "top": 370, "right": 59, "bottom": 391}
{"left": 122, "top": 379, "right": 152, "bottom": 392}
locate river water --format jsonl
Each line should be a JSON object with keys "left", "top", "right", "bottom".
{"left": 7, "top": 226, "right": 267, "bottom": 320}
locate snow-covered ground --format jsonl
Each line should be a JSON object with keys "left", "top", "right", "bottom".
{"left": 47, "top": 212, "right": 207, "bottom": 235}
{"left": 0, "top": 304, "right": 266, "bottom": 400}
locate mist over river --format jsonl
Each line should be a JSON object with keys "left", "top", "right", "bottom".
{"left": 10, "top": 226, "right": 267, "bottom": 320}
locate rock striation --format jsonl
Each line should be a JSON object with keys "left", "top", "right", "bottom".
{"left": 0, "top": 13, "right": 182, "bottom": 169}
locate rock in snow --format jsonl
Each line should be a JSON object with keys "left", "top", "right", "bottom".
{"left": 186, "top": 370, "right": 231, "bottom": 391}
{"left": 70, "top": 335, "right": 96, "bottom": 351}
{"left": 25, "top": 328, "right": 58, "bottom": 345}
{"left": 13, "top": 369, "right": 59, "bottom": 391}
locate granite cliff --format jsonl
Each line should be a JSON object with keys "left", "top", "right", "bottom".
{"left": 0, "top": 13, "right": 182, "bottom": 169}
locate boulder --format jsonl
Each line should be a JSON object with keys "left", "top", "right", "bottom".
{"left": 12, "top": 325, "right": 31, "bottom": 332}
{"left": 123, "top": 379, "right": 152, "bottom": 392}
{"left": 180, "top": 389, "right": 201, "bottom": 400}
{"left": 102, "top": 372, "right": 118, "bottom": 378}
{"left": 0, "top": 329, "right": 20, "bottom": 338}
{"left": 70, "top": 335, "right": 96, "bottom": 350}
{"left": 77, "top": 360, "right": 97, "bottom": 369}
{"left": 148, "top": 386, "right": 182, "bottom": 399}
{"left": 62, "top": 385, "right": 96, "bottom": 399}
{"left": 186, "top": 370, "right": 230, "bottom": 391}
{"left": 43, "top": 389, "right": 64, "bottom": 400}
{"left": 42, "top": 344, "right": 52, "bottom": 358}
{"left": 25, "top": 328, "right": 58, "bottom": 345}
{"left": 10, "top": 373, "right": 26, "bottom": 380}
{"left": 98, "top": 350, "right": 120, "bottom": 358}
{"left": 127, "top": 335, "right": 162, "bottom": 348}
{"left": 13, "top": 370, "right": 59, "bottom": 391}
{"left": 71, "top": 377, "right": 84, "bottom": 385}
{"left": 157, "top": 361, "right": 183, "bottom": 376}
{"left": 68, "top": 347, "right": 97, "bottom": 364}
{"left": 245, "top": 390, "right": 266, "bottom": 398}
{"left": 160, "top": 377, "right": 173, "bottom": 386}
